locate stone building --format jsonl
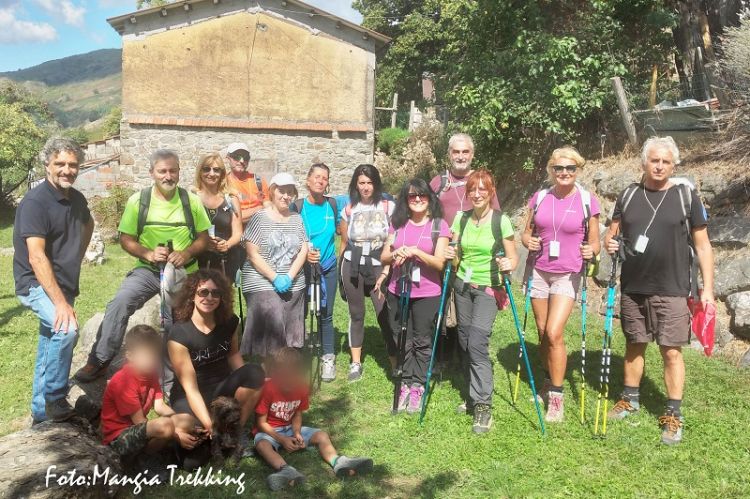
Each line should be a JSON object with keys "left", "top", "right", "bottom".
{"left": 107, "top": 0, "right": 389, "bottom": 194}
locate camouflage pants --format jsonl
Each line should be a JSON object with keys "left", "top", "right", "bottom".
{"left": 109, "top": 422, "right": 148, "bottom": 457}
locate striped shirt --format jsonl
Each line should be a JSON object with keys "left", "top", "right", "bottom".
{"left": 241, "top": 209, "right": 307, "bottom": 294}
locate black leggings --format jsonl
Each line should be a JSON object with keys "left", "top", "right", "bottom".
{"left": 171, "top": 363, "right": 265, "bottom": 416}
{"left": 387, "top": 293, "right": 440, "bottom": 385}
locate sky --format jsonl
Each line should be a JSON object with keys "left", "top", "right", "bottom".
{"left": 0, "top": 0, "right": 363, "bottom": 72}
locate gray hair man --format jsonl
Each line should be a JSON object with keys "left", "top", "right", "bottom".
{"left": 13, "top": 137, "right": 95, "bottom": 423}
{"left": 604, "top": 136, "right": 715, "bottom": 445}
{"left": 75, "top": 149, "right": 212, "bottom": 383}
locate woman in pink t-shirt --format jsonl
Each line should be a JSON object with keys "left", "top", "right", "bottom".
{"left": 380, "top": 178, "right": 451, "bottom": 414}
{"left": 520, "top": 146, "right": 601, "bottom": 423}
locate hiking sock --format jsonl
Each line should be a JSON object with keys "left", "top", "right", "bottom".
{"left": 549, "top": 385, "right": 563, "bottom": 394}
{"left": 622, "top": 385, "right": 640, "bottom": 403}
{"left": 329, "top": 455, "right": 341, "bottom": 469}
{"left": 666, "top": 399, "right": 682, "bottom": 417}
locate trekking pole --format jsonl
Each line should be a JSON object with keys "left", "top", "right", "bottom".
{"left": 593, "top": 246, "right": 620, "bottom": 437}
{"left": 497, "top": 247, "right": 545, "bottom": 435}
{"left": 512, "top": 244, "right": 538, "bottom": 405}
{"left": 579, "top": 215, "right": 591, "bottom": 424}
{"left": 235, "top": 269, "right": 245, "bottom": 332}
{"left": 157, "top": 242, "right": 168, "bottom": 331}
{"left": 392, "top": 259, "right": 413, "bottom": 415}
{"left": 419, "top": 242, "right": 457, "bottom": 424}
{"left": 308, "top": 261, "right": 322, "bottom": 393}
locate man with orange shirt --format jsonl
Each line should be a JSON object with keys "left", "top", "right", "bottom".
{"left": 225, "top": 142, "right": 270, "bottom": 224}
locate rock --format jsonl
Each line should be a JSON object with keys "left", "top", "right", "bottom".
{"left": 708, "top": 216, "right": 750, "bottom": 248}
{"left": 84, "top": 229, "right": 106, "bottom": 265}
{"left": 596, "top": 171, "right": 636, "bottom": 200}
{"left": 727, "top": 291, "right": 750, "bottom": 339}
{"left": 719, "top": 338, "right": 750, "bottom": 367}
{"left": 713, "top": 299, "right": 734, "bottom": 348}
{"left": 99, "top": 227, "right": 119, "bottom": 243}
{"left": 68, "top": 296, "right": 161, "bottom": 409}
{"left": 699, "top": 172, "right": 728, "bottom": 206}
{"left": 740, "top": 348, "right": 750, "bottom": 369}
{"left": 711, "top": 177, "right": 750, "bottom": 209}
{"left": 0, "top": 421, "right": 122, "bottom": 498}
{"left": 0, "top": 247, "right": 14, "bottom": 257}
{"left": 714, "top": 251, "right": 750, "bottom": 299}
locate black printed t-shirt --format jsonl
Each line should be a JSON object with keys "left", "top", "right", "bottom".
{"left": 13, "top": 180, "right": 91, "bottom": 297}
{"left": 168, "top": 314, "right": 239, "bottom": 401}
{"left": 612, "top": 184, "right": 707, "bottom": 297}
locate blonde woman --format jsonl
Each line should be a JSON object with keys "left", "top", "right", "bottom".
{"left": 194, "top": 153, "right": 243, "bottom": 280}
{"left": 521, "top": 146, "right": 601, "bottom": 423}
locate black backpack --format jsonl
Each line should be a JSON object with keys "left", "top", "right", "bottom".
{"left": 136, "top": 187, "right": 197, "bottom": 242}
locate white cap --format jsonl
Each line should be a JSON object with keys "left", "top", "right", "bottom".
{"left": 269, "top": 172, "right": 297, "bottom": 188}
{"left": 226, "top": 142, "right": 250, "bottom": 155}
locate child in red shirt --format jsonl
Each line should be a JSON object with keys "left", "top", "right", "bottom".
{"left": 254, "top": 347, "right": 373, "bottom": 491}
{"left": 101, "top": 325, "right": 198, "bottom": 459}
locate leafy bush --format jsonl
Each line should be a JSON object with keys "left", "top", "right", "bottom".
{"left": 90, "top": 185, "right": 135, "bottom": 235}
{"left": 102, "top": 106, "right": 122, "bottom": 138}
{"left": 377, "top": 127, "right": 410, "bottom": 155}
{"left": 375, "top": 122, "right": 445, "bottom": 194}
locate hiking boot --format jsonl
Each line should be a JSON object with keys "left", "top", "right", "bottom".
{"left": 472, "top": 404, "right": 493, "bottom": 434}
{"left": 607, "top": 398, "right": 640, "bottom": 420}
{"left": 395, "top": 385, "right": 409, "bottom": 413}
{"left": 45, "top": 398, "right": 76, "bottom": 422}
{"left": 659, "top": 411, "right": 684, "bottom": 446}
{"left": 348, "top": 362, "right": 363, "bottom": 382}
{"left": 74, "top": 362, "right": 109, "bottom": 383}
{"left": 545, "top": 391, "right": 564, "bottom": 423}
{"left": 333, "top": 456, "right": 373, "bottom": 478}
{"left": 321, "top": 354, "right": 336, "bottom": 382}
{"left": 406, "top": 385, "right": 425, "bottom": 414}
{"left": 267, "top": 465, "right": 305, "bottom": 491}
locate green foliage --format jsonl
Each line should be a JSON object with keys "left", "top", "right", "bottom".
{"left": 357, "top": 0, "right": 676, "bottom": 174}
{"left": 0, "top": 83, "right": 50, "bottom": 202}
{"left": 376, "top": 127, "right": 410, "bottom": 155}
{"left": 102, "top": 106, "right": 122, "bottom": 137}
{"left": 137, "top": 0, "right": 172, "bottom": 8}
{"left": 90, "top": 185, "right": 135, "bottom": 233}
{"left": 62, "top": 127, "right": 89, "bottom": 145}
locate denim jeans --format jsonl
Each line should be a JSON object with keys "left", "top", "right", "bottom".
{"left": 18, "top": 286, "right": 78, "bottom": 421}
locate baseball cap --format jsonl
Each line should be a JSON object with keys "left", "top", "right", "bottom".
{"left": 269, "top": 172, "right": 298, "bottom": 188}
{"left": 226, "top": 142, "right": 250, "bottom": 155}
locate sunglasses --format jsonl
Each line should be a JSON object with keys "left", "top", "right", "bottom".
{"left": 407, "top": 192, "right": 427, "bottom": 202}
{"left": 201, "top": 166, "right": 224, "bottom": 174}
{"left": 196, "top": 288, "right": 221, "bottom": 299}
{"left": 229, "top": 153, "right": 249, "bottom": 162}
{"left": 552, "top": 165, "right": 578, "bottom": 173}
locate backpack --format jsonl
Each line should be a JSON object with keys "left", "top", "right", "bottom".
{"left": 292, "top": 196, "right": 338, "bottom": 218}
{"left": 533, "top": 183, "right": 598, "bottom": 276}
{"left": 136, "top": 187, "right": 197, "bottom": 242}
{"left": 433, "top": 170, "right": 451, "bottom": 194}
{"left": 618, "top": 178, "right": 698, "bottom": 296}
{"left": 457, "top": 209, "right": 506, "bottom": 288}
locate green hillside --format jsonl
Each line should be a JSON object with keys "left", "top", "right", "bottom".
{"left": 0, "top": 49, "right": 122, "bottom": 128}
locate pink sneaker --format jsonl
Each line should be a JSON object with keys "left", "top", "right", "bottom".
{"left": 395, "top": 385, "right": 409, "bottom": 413}
{"left": 545, "top": 391, "right": 564, "bottom": 423}
{"left": 407, "top": 385, "right": 425, "bottom": 414}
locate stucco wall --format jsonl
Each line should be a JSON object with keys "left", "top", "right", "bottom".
{"left": 119, "top": 121, "right": 372, "bottom": 196}
{"left": 122, "top": 11, "right": 374, "bottom": 126}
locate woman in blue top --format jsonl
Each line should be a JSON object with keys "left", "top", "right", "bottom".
{"left": 295, "top": 163, "right": 341, "bottom": 382}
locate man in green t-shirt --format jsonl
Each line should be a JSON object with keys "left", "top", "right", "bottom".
{"left": 75, "top": 150, "right": 210, "bottom": 383}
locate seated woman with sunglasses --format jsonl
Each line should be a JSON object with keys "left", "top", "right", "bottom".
{"left": 168, "top": 269, "right": 265, "bottom": 459}
{"left": 380, "top": 179, "right": 450, "bottom": 413}
{"left": 443, "top": 170, "right": 518, "bottom": 434}
{"left": 194, "top": 153, "right": 244, "bottom": 280}
{"left": 521, "top": 147, "right": 600, "bottom": 423}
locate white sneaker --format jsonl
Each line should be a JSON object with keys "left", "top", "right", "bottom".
{"left": 348, "top": 362, "right": 363, "bottom": 382}
{"left": 545, "top": 391, "right": 564, "bottom": 423}
{"left": 321, "top": 354, "right": 336, "bottom": 382}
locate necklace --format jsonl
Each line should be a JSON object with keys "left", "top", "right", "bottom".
{"left": 641, "top": 185, "right": 670, "bottom": 236}
{"left": 551, "top": 188, "right": 579, "bottom": 241}
{"left": 473, "top": 207, "right": 490, "bottom": 227}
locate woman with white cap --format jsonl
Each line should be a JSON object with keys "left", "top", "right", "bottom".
{"left": 240, "top": 172, "right": 308, "bottom": 359}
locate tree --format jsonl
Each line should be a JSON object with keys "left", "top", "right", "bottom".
{"left": 102, "top": 106, "right": 122, "bottom": 137}
{"left": 356, "top": 0, "right": 676, "bottom": 173}
{"left": 136, "top": 0, "right": 172, "bottom": 8}
{"left": 0, "top": 82, "right": 52, "bottom": 203}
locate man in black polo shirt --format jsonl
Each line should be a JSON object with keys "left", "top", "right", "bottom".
{"left": 13, "top": 137, "right": 94, "bottom": 424}
{"left": 604, "top": 136, "right": 715, "bottom": 445}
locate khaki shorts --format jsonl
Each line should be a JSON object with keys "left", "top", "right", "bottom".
{"left": 528, "top": 268, "right": 581, "bottom": 300}
{"left": 620, "top": 294, "right": 690, "bottom": 347}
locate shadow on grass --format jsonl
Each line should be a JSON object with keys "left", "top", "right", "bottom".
{"left": 0, "top": 303, "right": 26, "bottom": 328}
{"left": 496, "top": 339, "right": 667, "bottom": 419}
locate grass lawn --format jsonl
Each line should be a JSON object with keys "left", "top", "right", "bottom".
{"left": 1, "top": 219, "right": 749, "bottom": 497}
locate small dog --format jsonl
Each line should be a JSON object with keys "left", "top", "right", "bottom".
{"left": 209, "top": 396, "right": 244, "bottom": 466}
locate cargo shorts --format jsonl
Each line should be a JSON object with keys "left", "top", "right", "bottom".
{"left": 109, "top": 422, "right": 148, "bottom": 457}
{"left": 620, "top": 294, "right": 690, "bottom": 347}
